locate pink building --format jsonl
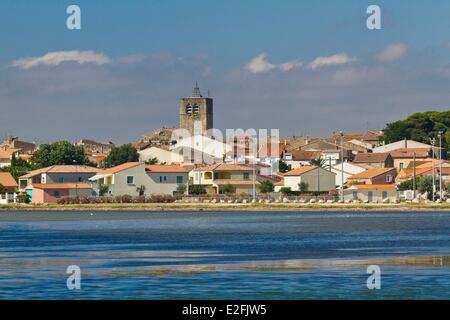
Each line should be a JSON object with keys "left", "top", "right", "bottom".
{"left": 26, "top": 183, "right": 93, "bottom": 204}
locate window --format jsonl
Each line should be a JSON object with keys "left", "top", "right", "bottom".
{"left": 243, "top": 172, "right": 250, "bottom": 180}
{"left": 53, "top": 191, "right": 60, "bottom": 198}
{"left": 386, "top": 174, "right": 393, "bottom": 183}
{"left": 382, "top": 191, "right": 388, "bottom": 199}
{"left": 126, "top": 176, "right": 134, "bottom": 185}
{"left": 78, "top": 177, "right": 83, "bottom": 182}
{"left": 399, "top": 162, "right": 404, "bottom": 170}
{"left": 58, "top": 177, "right": 64, "bottom": 183}
{"left": 164, "top": 176, "right": 167, "bottom": 181}
{"left": 176, "top": 176, "right": 183, "bottom": 184}
{"left": 352, "top": 191, "right": 358, "bottom": 200}
{"left": 159, "top": 176, "right": 163, "bottom": 183}
{"left": 186, "top": 104, "right": 192, "bottom": 115}
{"left": 193, "top": 104, "right": 199, "bottom": 114}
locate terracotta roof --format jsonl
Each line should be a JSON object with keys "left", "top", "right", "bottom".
{"left": 288, "top": 150, "right": 321, "bottom": 161}
{"left": 102, "top": 162, "right": 143, "bottom": 174}
{"left": 194, "top": 163, "right": 253, "bottom": 172}
{"left": 389, "top": 148, "right": 430, "bottom": 158}
{"left": 30, "top": 183, "right": 92, "bottom": 190}
{"left": 20, "top": 165, "right": 99, "bottom": 179}
{"left": 350, "top": 184, "right": 396, "bottom": 190}
{"left": 146, "top": 164, "right": 190, "bottom": 173}
{"left": 348, "top": 167, "right": 396, "bottom": 179}
{"left": 284, "top": 166, "right": 318, "bottom": 176}
{"left": 353, "top": 153, "right": 391, "bottom": 163}
{"left": 0, "top": 172, "right": 18, "bottom": 188}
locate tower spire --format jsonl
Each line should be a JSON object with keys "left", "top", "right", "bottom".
{"left": 192, "top": 81, "right": 202, "bottom": 97}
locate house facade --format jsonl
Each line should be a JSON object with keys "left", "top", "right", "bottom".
{"left": 344, "top": 184, "right": 398, "bottom": 203}
{"left": 18, "top": 165, "right": 99, "bottom": 191}
{"left": 352, "top": 153, "right": 394, "bottom": 168}
{"left": 192, "top": 163, "right": 262, "bottom": 195}
{"left": 347, "top": 168, "right": 397, "bottom": 185}
{"left": 26, "top": 183, "right": 93, "bottom": 204}
{"left": 282, "top": 166, "right": 336, "bottom": 192}
{"left": 389, "top": 148, "right": 431, "bottom": 171}
{"left": 89, "top": 162, "right": 189, "bottom": 196}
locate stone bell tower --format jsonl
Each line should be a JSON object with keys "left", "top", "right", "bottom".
{"left": 179, "top": 82, "right": 213, "bottom": 136}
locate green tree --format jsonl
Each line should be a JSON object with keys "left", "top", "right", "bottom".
{"left": 418, "top": 176, "right": 437, "bottom": 200}
{"left": 98, "top": 184, "right": 109, "bottom": 197}
{"left": 136, "top": 185, "right": 146, "bottom": 196}
{"left": 189, "top": 185, "right": 207, "bottom": 195}
{"left": 104, "top": 144, "right": 139, "bottom": 167}
{"left": 298, "top": 182, "right": 309, "bottom": 193}
{"left": 0, "top": 184, "right": 7, "bottom": 194}
{"left": 382, "top": 111, "right": 450, "bottom": 156}
{"left": 279, "top": 187, "right": 292, "bottom": 195}
{"left": 397, "top": 177, "right": 421, "bottom": 191}
{"left": 221, "top": 183, "right": 235, "bottom": 195}
{"left": 278, "top": 160, "right": 291, "bottom": 173}
{"left": 31, "top": 141, "right": 89, "bottom": 168}
{"left": 309, "top": 158, "right": 326, "bottom": 167}
{"left": 145, "top": 157, "right": 159, "bottom": 165}
{"left": 176, "top": 184, "right": 187, "bottom": 194}
{"left": 259, "top": 180, "right": 274, "bottom": 193}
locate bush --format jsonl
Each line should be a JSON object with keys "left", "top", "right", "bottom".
{"left": 54, "top": 194, "right": 181, "bottom": 204}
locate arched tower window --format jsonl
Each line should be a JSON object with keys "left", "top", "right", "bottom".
{"left": 186, "top": 104, "right": 192, "bottom": 115}
{"left": 193, "top": 104, "right": 199, "bottom": 114}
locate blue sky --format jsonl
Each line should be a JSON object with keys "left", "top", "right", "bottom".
{"left": 1, "top": 0, "right": 450, "bottom": 143}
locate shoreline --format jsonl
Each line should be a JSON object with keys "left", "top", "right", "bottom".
{"left": 2, "top": 202, "right": 450, "bottom": 212}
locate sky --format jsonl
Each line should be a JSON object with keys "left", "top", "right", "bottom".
{"left": 1, "top": 0, "right": 450, "bottom": 144}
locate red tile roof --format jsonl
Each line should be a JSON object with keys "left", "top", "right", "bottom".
{"left": 284, "top": 166, "right": 318, "bottom": 176}
{"left": 0, "top": 172, "right": 18, "bottom": 188}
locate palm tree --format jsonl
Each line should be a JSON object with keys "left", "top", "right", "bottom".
{"left": 309, "top": 158, "right": 326, "bottom": 167}
{"left": 136, "top": 185, "right": 146, "bottom": 196}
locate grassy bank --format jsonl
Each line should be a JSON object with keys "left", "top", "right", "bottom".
{"left": 2, "top": 202, "right": 450, "bottom": 211}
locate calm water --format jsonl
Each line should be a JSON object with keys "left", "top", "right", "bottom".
{"left": 0, "top": 210, "right": 449, "bottom": 299}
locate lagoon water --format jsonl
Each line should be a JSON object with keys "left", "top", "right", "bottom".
{"left": 0, "top": 211, "right": 449, "bottom": 299}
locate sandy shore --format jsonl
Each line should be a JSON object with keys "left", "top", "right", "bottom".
{"left": 2, "top": 202, "right": 450, "bottom": 212}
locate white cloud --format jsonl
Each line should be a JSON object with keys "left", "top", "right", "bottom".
{"left": 376, "top": 43, "right": 408, "bottom": 62}
{"left": 309, "top": 53, "right": 354, "bottom": 70}
{"left": 245, "top": 53, "right": 303, "bottom": 74}
{"left": 12, "top": 50, "right": 112, "bottom": 69}
{"left": 279, "top": 60, "right": 303, "bottom": 72}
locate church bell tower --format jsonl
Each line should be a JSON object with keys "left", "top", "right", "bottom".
{"left": 179, "top": 82, "right": 213, "bottom": 136}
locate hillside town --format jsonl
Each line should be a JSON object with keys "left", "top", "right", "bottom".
{"left": 1, "top": 85, "right": 449, "bottom": 206}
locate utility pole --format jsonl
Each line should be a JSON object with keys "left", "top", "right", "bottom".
{"left": 73, "top": 159, "right": 78, "bottom": 197}
{"left": 438, "top": 130, "right": 443, "bottom": 200}
{"left": 413, "top": 152, "right": 416, "bottom": 199}
{"left": 431, "top": 138, "right": 436, "bottom": 201}
{"left": 340, "top": 131, "right": 344, "bottom": 202}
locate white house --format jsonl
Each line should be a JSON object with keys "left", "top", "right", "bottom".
{"left": 343, "top": 184, "right": 398, "bottom": 203}
{"left": 171, "top": 135, "right": 232, "bottom": 161}
{"left": 138, "top": 146, "right": 183, "bottom": 164}
{"left": 89, "top": 162, "right": 189, "bottom": 196}
{"left": 331, "top": 162, "right": 367, "bottom": 188}
{"left": 372, "top": 139, "right": 432, "bottom": 153}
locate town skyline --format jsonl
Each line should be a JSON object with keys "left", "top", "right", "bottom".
{"left": 1, "top": 1, "right": 450, "bottom": 143}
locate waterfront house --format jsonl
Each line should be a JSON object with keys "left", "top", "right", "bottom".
{"left": 25, "top": 183, "right": 93, "bottom": 204}
{"left": 89, "top": 162, "right": 190, "bottom": 196}
{"left": 191, "top": 163, "right": 275, "bottom": 195}
{"left": 343, "top": 184, "right": 398, "bottom": 203}
{"left": 145, "top": 164, "right": 190, "bottom": 195}
{"left": 282, "top": 166, "right": 336, "bottom": 192}
{"left": 18, "top": 165, "right": 99, "bottom": 191}
{"left": 352, "top": 152, "right": 394, "bottom": 168}
{"left": 347, "top": 167, "right": 397, "bottom": 185}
